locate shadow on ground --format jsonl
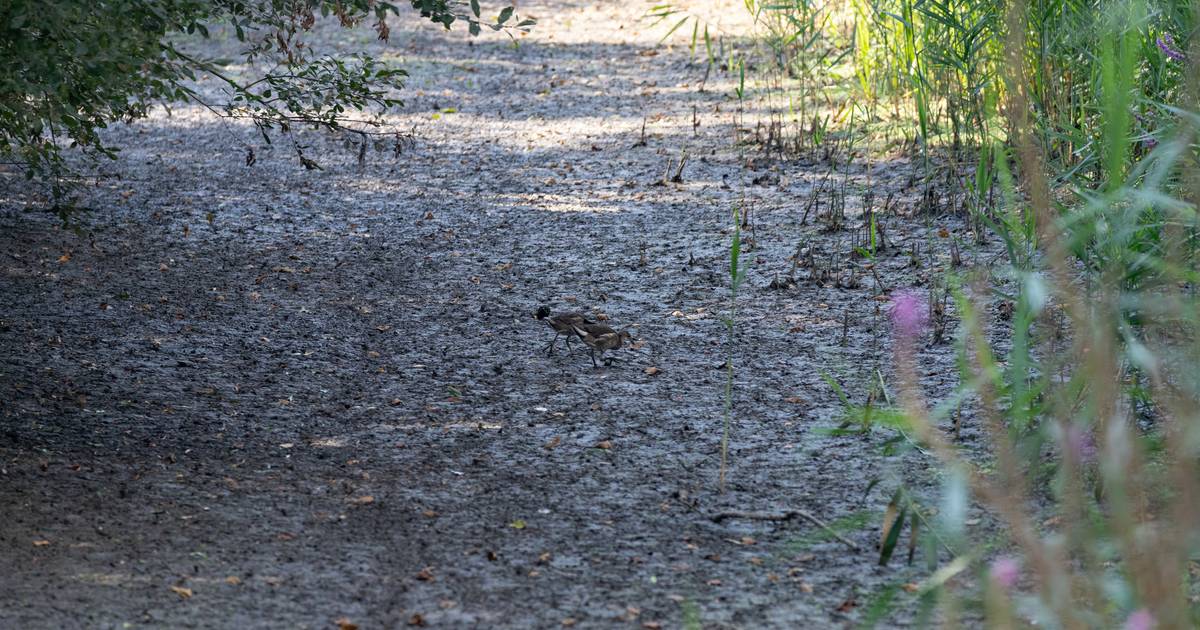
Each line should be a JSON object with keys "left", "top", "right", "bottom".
{"left": 0, "top": 1, "right": 1000, "bottom": 627}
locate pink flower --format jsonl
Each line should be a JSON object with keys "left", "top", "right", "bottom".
{"left": 1125, "top": 609, "right": 1155, "bottom": 630}
{"left": 989, "top": 556, "right": 1020, "bottom": 590}
{"left": 1157, "top": 33, "right": 1186, "bottom": 62}
{"left": 890, "top": 290, "right": 928, "bottom": 340}
{"left": 1066, "top": 425, "right": 1098, "bottom": 463}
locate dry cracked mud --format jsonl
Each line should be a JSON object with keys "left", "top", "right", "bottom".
{"left": 0, "top": 1, "right": 1006, "bottom": 627}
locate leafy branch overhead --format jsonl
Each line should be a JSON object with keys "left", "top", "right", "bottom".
{"left": 0, "top": 0, "right": 534, "bottom": 214}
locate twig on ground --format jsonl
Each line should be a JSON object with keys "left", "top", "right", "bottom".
{"left": 710, "top": 509, "right": 861, "bottom": 552}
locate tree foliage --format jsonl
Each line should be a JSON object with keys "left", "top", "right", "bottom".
{"left": 0, "top": 0, "right": 531, "bottom": 216}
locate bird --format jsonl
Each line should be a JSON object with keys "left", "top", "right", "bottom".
{"left": 572, "top": 321, "right": 633, "bottom": 368}
{"left": 535, "top": 306, "right": 594, "bottom": 355}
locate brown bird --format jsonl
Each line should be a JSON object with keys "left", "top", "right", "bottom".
{"left": 572, "top": 321, "right": 633, "bottom": 368}
{"left": 535, "top": 306, "right": 594, "bottom": 355}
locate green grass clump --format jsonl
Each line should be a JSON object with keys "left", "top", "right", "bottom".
{"left": 654, "top": 0, "right": 1200, "bottom": 624}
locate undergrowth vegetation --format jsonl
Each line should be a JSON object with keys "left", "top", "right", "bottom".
{"left": 0, "top": 1, "right": 532, "bottom": 221}
{"left": 654, "top": 0, "right": 1200, "bottom": 625}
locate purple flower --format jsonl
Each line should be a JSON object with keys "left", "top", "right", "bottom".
{"left": 989, "top": 556, "right": 1020, "bottom": 590}
{"left": 1066, "top": 425, "right": 1098, "bottom": 463}
{"left": 1142, "top": 137, "right": 1158, "bottom": 151}
{"left": 1157, "top": 33, "right": 1186, "bottom": 62}
{"left": 890, "top": 290, "right": 928, "bottom": 340}
{"left": 1125, "top": 609, "right": 1155, "bottom": 630}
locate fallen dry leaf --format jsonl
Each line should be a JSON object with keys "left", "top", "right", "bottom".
{"left": 595, "top": 440, "right": 613, "bottom": 450}
{"left": 169, "top": 585, "right": 193, "bottom": 599}
{"left": 348, "top": 495, "right": 375, "bottom": 505}
{"left": 509, "top": 519, "right": 526, "bottom": 530}
{"left": 881, "top": 501, "right": 902, "bottom": 548}
{"left": 32, "top": 539, "right": 50, "bottom": 547}
{"left": 415, "top": 567, "right": 435, "bottom": 582}
{"left": 543, "top": 436, "right": 561, "bottom": 450}
{"left": 561, "top": 618, "right": 576, "bottom": 627}
{"left": 335, "top": 618, "right": 359, "bottom": 630}
{"left": 644, "top": 367, "right": 661, "bottom": 376}
{"left": 225, "top": 576, "right": 242, "bottom": 586}
{"left": 408, "top": 613, "right": 425, "bottom": 626}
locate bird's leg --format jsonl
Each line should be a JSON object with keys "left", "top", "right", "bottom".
{"left": 543, "top": 333, "right": 560, "bottom": 356}
{"left": 589, "top": 348, "right": 598, "bottom": 368}
{"left": 565, "top": 335, "right": 574, "bottom": 351}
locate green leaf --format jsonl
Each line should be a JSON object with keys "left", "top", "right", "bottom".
{"left": 730, "top": 229, "right": 741, "bottom": 283}
{"left": 878, "top": 501, "right": 906, "bottom": 566}
{"left": 498, "top": 6, "right": 514, "bottom": 24}
{"left": 470, "top": 0, "right": 481, "bottom": 18}
{"left": 659, "top": 16, "right": 691, "bottom": 43}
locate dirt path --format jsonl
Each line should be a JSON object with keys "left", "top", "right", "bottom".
{"left": 0, "top": 2, "right": 995, "bottom": 627}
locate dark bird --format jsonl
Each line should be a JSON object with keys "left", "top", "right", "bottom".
{"left": 535, "top": 306, "right": 594, "bottom": 355}
{"left": 572, "top": 321, "right": 633, "bottom": 368}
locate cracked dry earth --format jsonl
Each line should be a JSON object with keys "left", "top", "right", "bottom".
{"left": 0, "top": 1, "right": 1002, "bottom": 627}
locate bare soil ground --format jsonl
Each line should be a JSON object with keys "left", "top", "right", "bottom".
{"left": 0, "top": 2, "right": 1003, "bottom": 627}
